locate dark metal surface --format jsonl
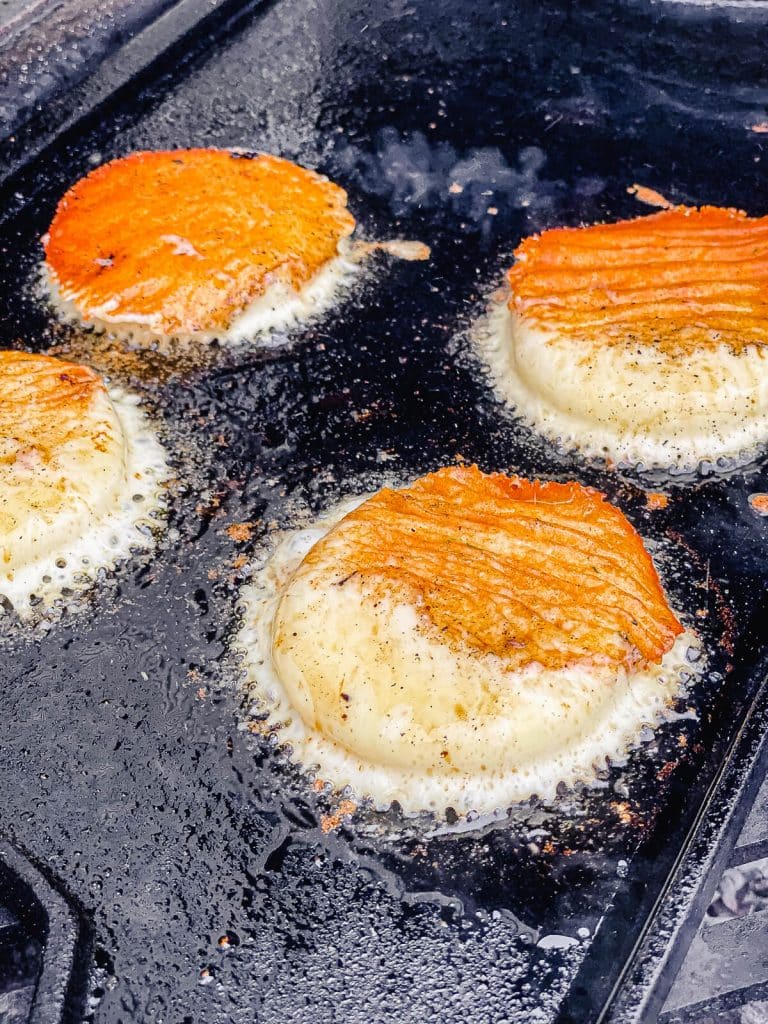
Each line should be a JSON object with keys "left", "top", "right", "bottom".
{"left": 0, "top": 0, "right": 178, "bottom": 139}
{"left": 1, "top": 1, "right": 768, "bottom": 1021}
{"left": 0, "top": 841, "right": 82, "bottom": 1024}
{"left": 0, "top": 0, "right": 266, "bottom": 183}
{"left": 652, "top": 713, "right": 768, "bottom": 1021}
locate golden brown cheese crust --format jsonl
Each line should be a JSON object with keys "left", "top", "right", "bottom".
{"left": 0, "top": 351, "right": 106, "bottom": 465}
{"left": 44, "top": 149, "right": 356, "bottom": 335}
{"left": 300, "top": 465, "right": 683, "bottom": 673}
{"left": 508, "top": 206, "right": 768, "bottom": 355}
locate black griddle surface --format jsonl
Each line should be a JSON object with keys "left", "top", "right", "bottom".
{"left": 1, "top": 1, "right": 768, "bottom": 1021}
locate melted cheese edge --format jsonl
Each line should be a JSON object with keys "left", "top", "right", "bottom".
{"left": 476, "top": 298, "right": 768, "bottom": 468}
{"left": 44, "top": 242, "right": 357, "bottom": 345}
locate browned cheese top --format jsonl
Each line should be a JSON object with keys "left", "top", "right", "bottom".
{"left": 301, "top": 465, "right": 683, "bottom": 673}
{"left": 508, "top": 205, "right": 768, "bottom": 355}
{"left": 45, "top": 149, "right": 356, "bottom": 334}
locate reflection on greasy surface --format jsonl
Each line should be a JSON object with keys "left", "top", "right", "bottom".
{"left": 1, "top": 1, "right": 768, "bottom": 1021}
{"left": 661, "top": 743, "right": 768, "bottom": 1024}
{"left": 0, "top": 0, "right": 178, "bottom": 135}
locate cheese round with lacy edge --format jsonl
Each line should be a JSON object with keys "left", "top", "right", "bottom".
{"left": 483, "top": 206, "right": 768, "bottom": 469}
{"left": 239, "top": 466, "right": 695, "bottom": 814}
{"left": 0, "top": 351, "right": 168, "bottom": 616}
{"left": 43, "top": 149, "right": 357, "bottom": 343}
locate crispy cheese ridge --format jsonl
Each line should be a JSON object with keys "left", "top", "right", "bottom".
{"left": 45, "top": 149, "right": 356, "bottom": 335}
{"left": 0, "top": 351, "right": 104, "bottom": 462}
{"left": 302, "top": 466, "right": 682, "bottom": 672}
{"left": 507, "top": 206, "right": 768, "bottom": 354}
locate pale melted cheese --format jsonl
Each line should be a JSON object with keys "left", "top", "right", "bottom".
{"left": 0, "top": 362, "right": 168, "bottom": 617}
{"left": 476, "top": 298, "right": 768, "bottom": 469}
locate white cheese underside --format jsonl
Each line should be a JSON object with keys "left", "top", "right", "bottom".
{"left": 44, "top": 244, "right": 358, "bottom": 346}
{"left": 475, "top": 298, "right": 768, "bottom": 469}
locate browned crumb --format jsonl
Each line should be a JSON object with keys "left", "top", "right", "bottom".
{"left": 749, "top": 493, "right": 768, "bottom": 516}
{"left": 320, "top": 799, "right": 357, "bottom": 833}
{"left": 207, "top": 568, "right": 219, "bottom": 581}
{"left": 231, "top": 554, "right": 248, "bottom": 570}
{"left": 226, "top": 522, "right": 254, "bottom": 542}
{"left": 196, "top": 494, "right": 221, "bottom": 518}
{"left": 611, "top": 801, "right": 642, "bottom": 826}
{"left": 312, "top": 779, "right": 326, "bottom": 793}
{"left": 627, "top": 184, "right": 674, "bottom": 209}
{"left": 542, "top": 840, "right": 556, "bottom": 856}
{"left": 656, "top": 761, "right": 677, "bottom": 781}
{"left": 645, "top": 492, "right": 669, "bottom": 510}
{"left": 678, "top": 734, "right": 689, "bottom": 748}
{"left": 750, "top": 122, "right": 768, "bottom": 133}
{"left": 246, "top": 720, "right": 269, "bottom": 735}
{"left": 196, "top": 687, "right": 207, "bottom": 700}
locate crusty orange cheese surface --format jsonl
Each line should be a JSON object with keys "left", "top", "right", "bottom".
{"left": 297, "top": 465, "right": 682, "bottom": 672}
{"left": 507, "top": 206, "right": 768, "bottom": 354}
{"left": 0, "top": 351, "right": 108, "bottom": 468}
{"left": 0, "top": 349, "right": 118, "bottom": 579}
{"left": 44, "top": 149, "right": 356, "bottom": 335}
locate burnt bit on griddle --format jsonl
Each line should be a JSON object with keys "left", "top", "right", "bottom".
{"left": 645, "top": 492, "right": 670, "bottom": 511}
{"left": 667, "top": 528, "right": 738, "bottom": 657}
{"left": 656, "top": 760, "right": 678, "bottom": 782}
{"left": 320, "top": 799, "right": 357, "bottom": 833}
{"left": 225, "top": 522, "right": 256, "bottom": 543}
{"left": 610, "top": 802, "right": 644, "bottom": 828}
{"left": 748, "top": 492, "right": 768, "bottom": 516}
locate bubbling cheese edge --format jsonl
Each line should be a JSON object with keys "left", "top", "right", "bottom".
{"left": 237, "top": 497, "right": 698, "bottom": 815}
{"left": 476, "top": 298, "right": 768, "bottom": 469}
{"left": 43, "top": 241, "right": 358, "bottom": 346}
{"left": 0, "top": 380, "right": 169, "bottom": 617}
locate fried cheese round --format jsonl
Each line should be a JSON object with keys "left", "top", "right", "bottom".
{"left": 44, "top": 149, "right": 356, "bottom": 342}
{"left": 480, "top": 206, "right": 768, "bottom": 468}
{"left": 239, "top": 466, "right": 694, "bottom": 813}
{"left": 0, "top": 351, "right": 168, "bottom": 615}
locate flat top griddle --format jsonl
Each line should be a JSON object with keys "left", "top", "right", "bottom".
{"left": 2, "top": 1, "right": 768, "bottom": 1021}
